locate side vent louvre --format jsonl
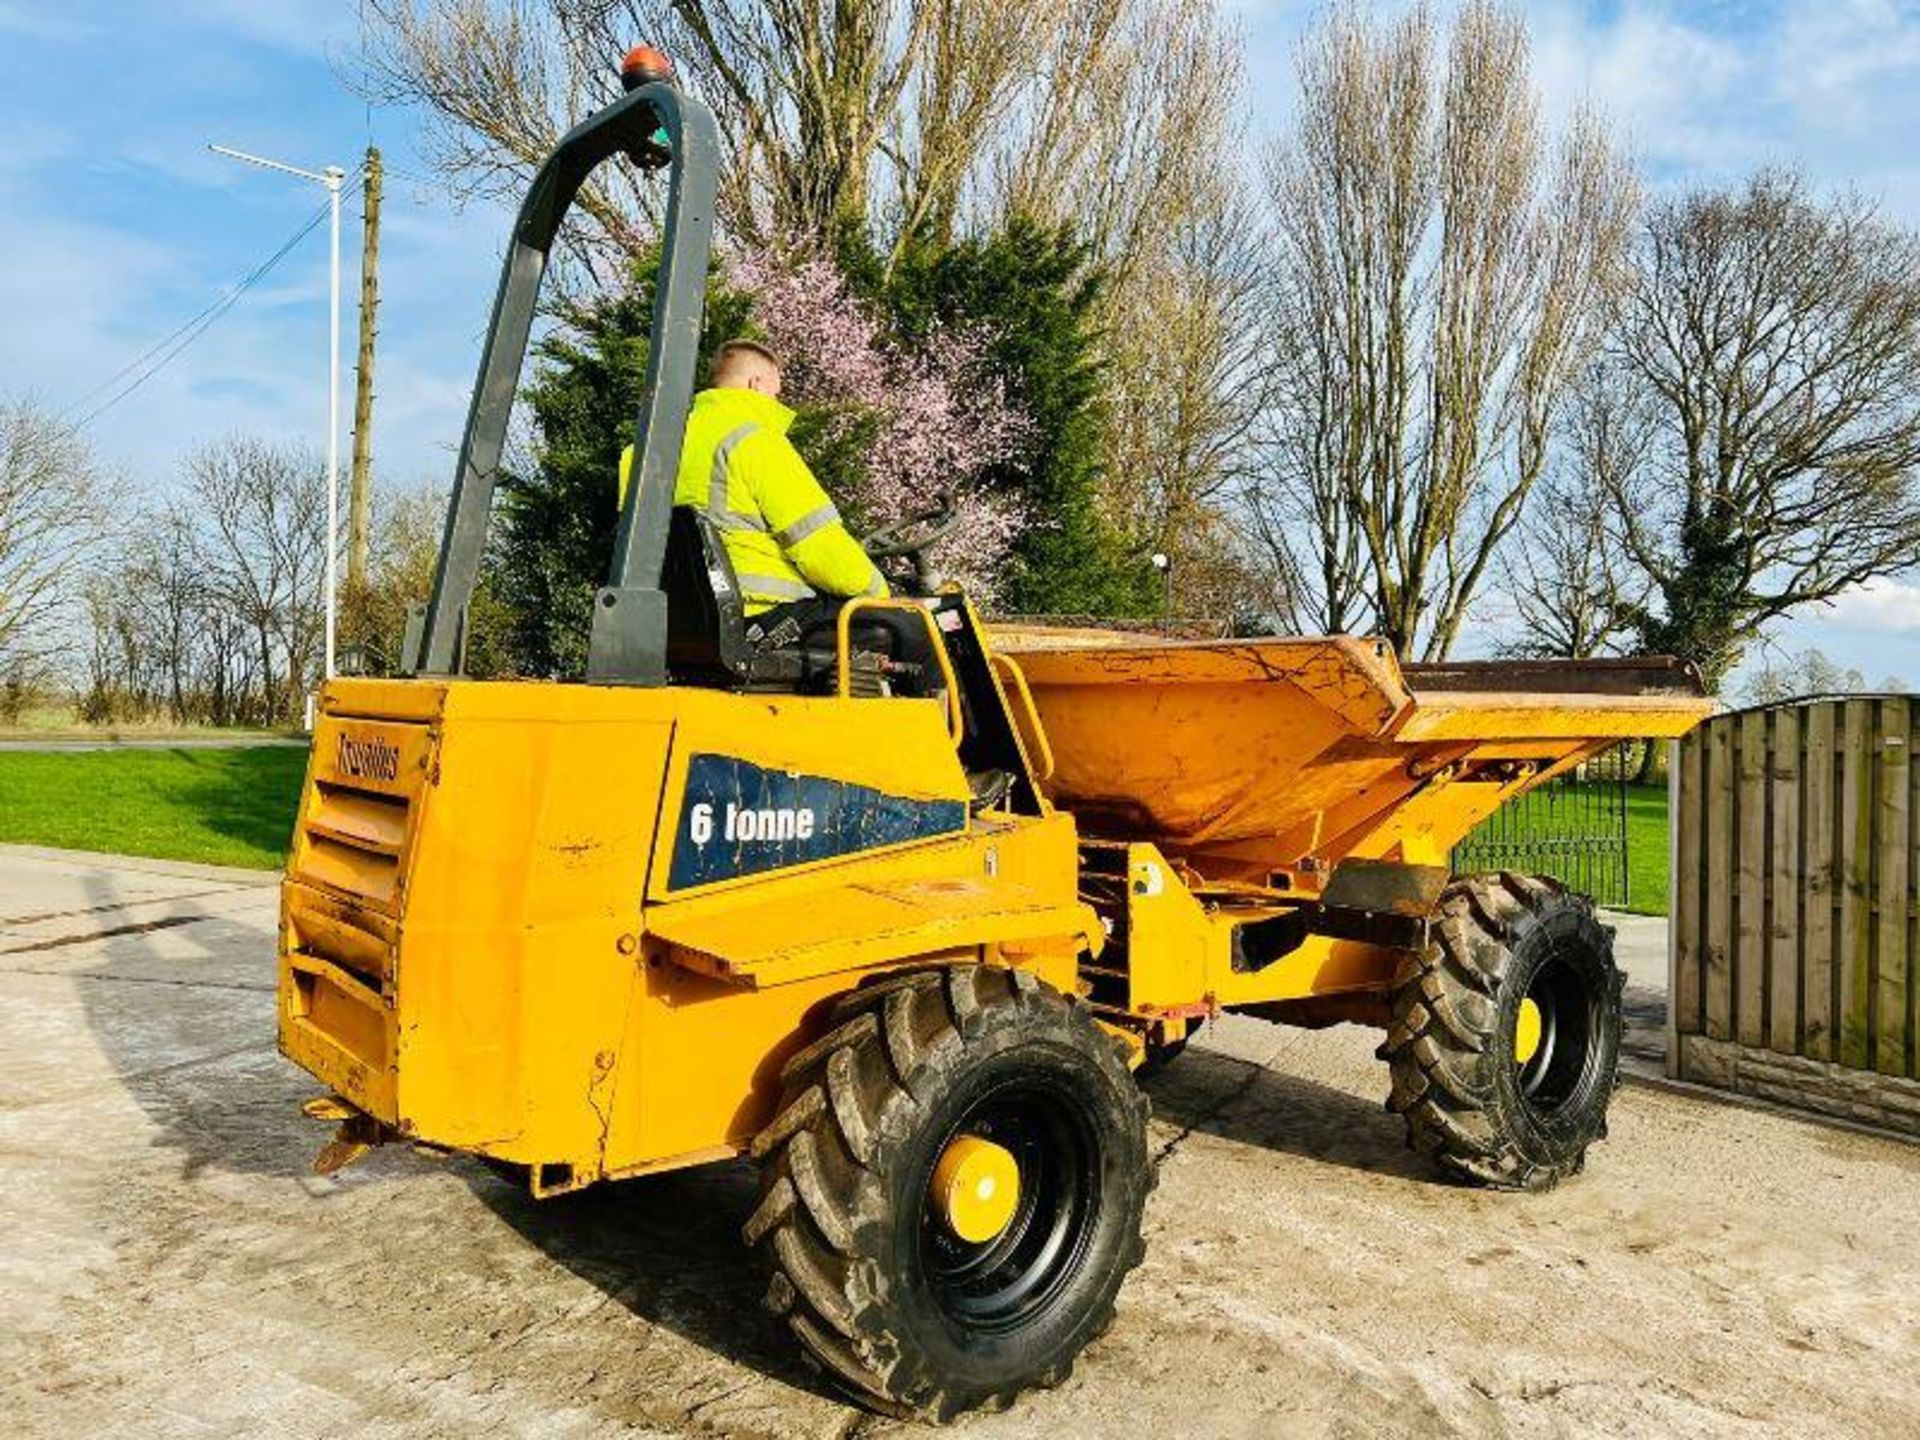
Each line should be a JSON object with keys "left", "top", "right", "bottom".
{"left": 285, "top": 893, "right": 398, "bottom": 987}
{"left": 279, "top": 707, "right": 434, "bottom": 1126}
{"left": 292, "top": 717, "right": 433, "bottom": 916}
{"left": 308, "top": 781, "right": 409, "bottom": 856}
{"left": 299, "top": 821, "right": 404, "bottom": 908}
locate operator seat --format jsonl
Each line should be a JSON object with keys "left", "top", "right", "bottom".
{"left": 662, "top": 506, "right": 810, "bottom": 688}
{"left": 663, "top": 505, "right": 912, "bottom": 698}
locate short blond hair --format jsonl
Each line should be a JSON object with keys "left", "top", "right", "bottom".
{"left": 710, "top": 339, "right": 781, "bottom": 386}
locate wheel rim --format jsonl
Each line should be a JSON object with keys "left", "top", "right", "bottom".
{"left": 1515, "top": 948, "right": 1597, "bottom": 1112}
{"left": 931, "top": 1135, "right": 1021, "bottom": 1244}
{"left": 1514, "top": 998, "right": 1544, "bottom": 1065}
{"left": 918, "top": 1076, "right": 1099, "bottom": 1336}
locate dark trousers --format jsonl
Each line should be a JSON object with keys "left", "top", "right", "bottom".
{"left": 750, "top": 596, "right": 935, "bottom": 694}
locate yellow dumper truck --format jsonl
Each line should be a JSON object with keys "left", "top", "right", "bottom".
{"left": 277, "top": 48, "right": 1712, "bottom": 1421}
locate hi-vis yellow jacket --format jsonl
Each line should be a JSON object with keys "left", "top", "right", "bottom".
{"left": 620, "top": 388, "right": 887, "bottom": 615}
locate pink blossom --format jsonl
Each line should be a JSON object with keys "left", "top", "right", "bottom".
{"left": 727, "top": 249, "right": 1029, "bottom": 600}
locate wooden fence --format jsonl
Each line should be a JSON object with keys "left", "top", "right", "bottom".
{"left": 1671, "top": 698, "right": 1918, "bottom": 1122}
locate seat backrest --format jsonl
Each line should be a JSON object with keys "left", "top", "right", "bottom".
{"left": 663, "top": 506, "right": 750, "bottom": 679}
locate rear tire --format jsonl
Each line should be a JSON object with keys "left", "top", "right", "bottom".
{"left": 1380, "top": 873, "right": 1622, "bottom": 1191}
{"left": 746, "top": 965, "right": 1152, "bottom": 1421}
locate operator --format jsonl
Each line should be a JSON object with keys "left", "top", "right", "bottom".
{"left": 619, "top": 340, "right": 891, "bottom": 650}
{"left": 625, "top": 340, "right": 985, "bottom": 793}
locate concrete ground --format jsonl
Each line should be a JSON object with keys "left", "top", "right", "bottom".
{"left": 4, "top": 845, "right": 1917, "bottom": 1439}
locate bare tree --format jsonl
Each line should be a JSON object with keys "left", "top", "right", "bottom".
{"left": 1257, "top": 2, "right": 1637, "bottom": 658}
{"left": 361, "top": 1, "right": 657, "bottom": 280}
{"left": 0, "top": 398, "right": 115, "bottom": 674}
{"left": 363, "top": 0, "right": 1248, "bottom": 297}
{"left": 1096, "top": 40, "right": 1271, "bottom": 619}
{"left": 79, "top": 498, "right": 276, "bottom": 727}
{"left": 1247, "top": 264, "right": 1371, "bottom": 635}
{"left": 120, "top": 505, "right": 209, "bottom": 720}
{"left": 989, "top": 1, "right": 1241, "bottom": 286}
{"left": 1740, "top": 647, "right": 1877, "bottom": 705}
{"left": 1610, "top": 170, "right": 1920, "bottom": 687}
{"left": 363, "top": 0, "right": 1225, "bottom": 261}
{"left": 187, "top": 437, "right": 328, "bottom": 726}
{"left": 344, "top": 479, "right": 447, "bottom": 673}
{"left": 1497, "top": 363, "right": 1652, "bottom": 657}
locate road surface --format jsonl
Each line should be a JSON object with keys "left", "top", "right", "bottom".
{"left": 3, "top": 845, "right": 1915, "bottom": 1438}
{"left": 0, "top": 736, "right": 305, "bottom": 753}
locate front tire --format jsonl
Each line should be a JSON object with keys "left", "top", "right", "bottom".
{"left": 1381, "top": 873, "right": 1622, "bottom": 1190}
{"left": 746, "top": 965, "right": 1152, "bottom": 1421}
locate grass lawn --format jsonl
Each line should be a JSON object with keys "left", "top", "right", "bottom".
{"left": 1622, "top": 782, "right": 1671, "bottom": 916}
{"left": 0, "top": 747, "right": 309, "bottom": 870}
{"left": 1457, "top": 778, "right": 1674, "bottom": 916}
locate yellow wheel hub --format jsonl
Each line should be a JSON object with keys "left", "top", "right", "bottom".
{"left": 1514, "top": 997, "right": 1544, "bottom": 1066}
{"left": 931, "top": 1135, "right": 1020, "bottom": 1244}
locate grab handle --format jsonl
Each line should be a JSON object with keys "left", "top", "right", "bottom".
{"left": 835, "top": 599, "right": 964, "bottom": 746}
{"left": 988, "top": 652, "right": 1055, "bottom": 782}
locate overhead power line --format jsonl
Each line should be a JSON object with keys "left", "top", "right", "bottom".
{"left": 65, "top": 190, "right": 350, "bottom": 431}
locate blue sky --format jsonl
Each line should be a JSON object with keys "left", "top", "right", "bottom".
{"left": 1, "top": 0, "right": 1916, "bottom": 682}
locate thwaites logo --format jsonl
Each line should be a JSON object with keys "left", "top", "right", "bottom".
{"left": 336, "top": 732, "right": 402, "bottom": 783}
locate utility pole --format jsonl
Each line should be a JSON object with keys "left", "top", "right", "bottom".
{"left": 348, "top": 145, "right": 382, "bottom": 600}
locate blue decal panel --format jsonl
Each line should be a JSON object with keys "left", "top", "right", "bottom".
{"left": 667, "top": 752, "right": 967, "bottom": 891}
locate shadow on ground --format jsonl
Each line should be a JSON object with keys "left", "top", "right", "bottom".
{"left": 0, "top": 746, "right": 305, "bottom": 868}
{"left": 467, "top": 1159, "right": 844, "bottom": 1407}
{"left": 61, "top": 861, "right": 844, "bottom": 1411}
{"left": 62, "top": 864, "right": 1448, "bottom": 1419}
{"left": 168, "top": 747, "right": 308, "bottom": 862}
{"left": 54, "top": 863, "right": 319, "bottom": 1183}
{"left": 1142, "top": 1038, "right": 1442, "bottom": 1185}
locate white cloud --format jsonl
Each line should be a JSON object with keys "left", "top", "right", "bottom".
{"left": 0, "top": 3, "right": 502, "bottom": 503}
{"left": 1240, "top": 2, "right": 1920, "bottom": 230}
{"left": 1776, "top": 0, "right": 1920, "bottom": 127}
{"left": 1507, "top": 1, "right": 1920, "bottom": 226}
{"left": 0, "top": 153, "right": 503, "bottom": 496}
{"left": 1827, "top": 578, "right": 1920, "bottom": 634}
{"left": 1532, "top": 3, "right": 1748, "bottom": 139}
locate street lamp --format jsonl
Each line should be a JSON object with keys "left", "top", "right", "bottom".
{"left": 210, "top": 144, "right": 346, "bottom": 685}
{"left": 1151, "top": 551, "right": 1172, "bottom": 615}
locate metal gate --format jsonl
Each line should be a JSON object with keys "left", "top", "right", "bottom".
{"left": 1451, "top": 745, "right": 1635, "bottom": 906}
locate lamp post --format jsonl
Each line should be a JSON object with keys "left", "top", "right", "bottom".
{"left": 210, "top": 144, "right": 346, "bottom": 684}
{"left": 1151, "top": 551, "right": 1172, "bottom": 616}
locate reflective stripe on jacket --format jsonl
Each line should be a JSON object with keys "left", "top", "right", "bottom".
{"left": 619, "top": 388, "right": 886, "bottom": 615}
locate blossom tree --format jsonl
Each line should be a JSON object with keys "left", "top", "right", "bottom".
{"left": 728, "top": 250, "right": 1028, "bottom": 600}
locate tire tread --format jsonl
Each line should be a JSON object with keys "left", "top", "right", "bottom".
{"left": 748, "top": 963, "right": 1147, "bottom": 1421}
{"left": 1384, "top": 873, "right": 1618, "bottom": 1192}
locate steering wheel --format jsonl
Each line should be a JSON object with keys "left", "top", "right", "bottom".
{"left": 864, "top": 494, "right": 961, "bottom": 592}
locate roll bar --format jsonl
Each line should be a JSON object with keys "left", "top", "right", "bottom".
{"left": 406, "top": 77, "right": 720, "bottom": 685}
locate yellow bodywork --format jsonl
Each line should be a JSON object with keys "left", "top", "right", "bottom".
{"left": 993, "top": 632, "right": 1710, "bottom": 872}
{"left": 278, "top": 676, "right": 1087, "bottom": 1193}
{"left": 277, "top": 624, "right": 1710, "bottom": 1190}
{"left": 993, "top": 630, "right": 1714, "bottom": 1032}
